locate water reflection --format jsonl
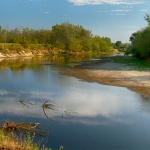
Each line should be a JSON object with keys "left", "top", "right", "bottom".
{"left": 1, "top": 56, "right": 150, "bottom": 149}
{"left": 0, "top": 66, "right": 145, "bottom": 123}
{"left": 0, "top": 54, "right": 100, "bottom": 69}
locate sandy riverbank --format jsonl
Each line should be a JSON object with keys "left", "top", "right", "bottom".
{"left": 62, "top": 57, "right": 150, "bottom": 97}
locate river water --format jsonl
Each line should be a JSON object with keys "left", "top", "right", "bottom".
{"left": 0, "top": 55, "right": 150, "bottom": 149}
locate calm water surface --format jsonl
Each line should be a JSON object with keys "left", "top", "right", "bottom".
{"left": 0, "top": 56, "right": 150, "bottom": 149}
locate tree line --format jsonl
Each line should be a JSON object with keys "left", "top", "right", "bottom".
{"left": 127, "top": 13, "right": 150, "bottom": 59}
{"left": 0, "top": 22, "right": 113, "bottom": 54}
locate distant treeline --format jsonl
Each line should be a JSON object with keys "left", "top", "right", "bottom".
{"left": 0, "top": 22, "right": 113, "bottom": 54}
{"left": 127, "top": 13, "right": 150, "bottom": 59}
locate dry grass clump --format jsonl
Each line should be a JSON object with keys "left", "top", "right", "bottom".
{"left": 0, "top": 129, "right": 63, "bottom": 150}
{"left": 0, "top": 130, "right": 39, "bottom": 150}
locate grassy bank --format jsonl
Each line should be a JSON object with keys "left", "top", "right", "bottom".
{"left": 0, "top": 43, "right": 114, "bottom": 58}
{"left": 112, "top": 56, "right": 150, "bottom": 70}
{"left": 0, "top": 43, "right": 64, "bottom": 57}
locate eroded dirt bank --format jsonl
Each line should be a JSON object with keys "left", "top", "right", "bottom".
{"left": 62, "top": 57, "right": 150, "bottom": 97}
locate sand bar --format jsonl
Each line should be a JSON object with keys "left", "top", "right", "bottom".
{"left": 62, "top": 57, "right": 150, "bottom": 97}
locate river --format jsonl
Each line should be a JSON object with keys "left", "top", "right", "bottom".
{"left": 0, "top": 55, "right": 150, "bottom": 149}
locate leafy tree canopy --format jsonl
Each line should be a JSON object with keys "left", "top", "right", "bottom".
{"left": 144, "top": 13, "right": 150, "bottom": 26}
{"left": 128, "top": 14, "right": 150, "bottom": 59}
{"left": 0, "top": 22, "right": 113, "bottom": 53}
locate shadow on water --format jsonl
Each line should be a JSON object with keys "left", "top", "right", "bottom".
{"left": 72, "top": 56, "right": 150, "bottom": 71}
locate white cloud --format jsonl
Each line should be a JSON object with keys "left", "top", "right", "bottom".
{"left": 67, "top": 0, "right": 144, "bottom": 6}
{"left": 43, "top": 11, "right": 50, "bottom": 14}
{"left": 95, "top": 9, "right": 131, "bottom": 14}
{"left": 29, "top": 0, "right": 41, "bottom": 1}
{"left": 0, "top": 90, "right": 9, "bottom": 95}
{"left": 140, "top": 9, "right": 149, "bottom": 12}
{"left": 95, "top": 10, "right": 110, "bottom": 13}
{"left": 114, "top": 25, "right": 139, "bottom": 28}
{"left": 111, "top": 9, "right": 131, "bottom": 12}
{"left": 114, "top": 13, "right": 126, "bottom": 15}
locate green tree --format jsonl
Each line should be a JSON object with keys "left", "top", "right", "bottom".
{"left": 0, "top": 22, "right": 113, "bottom": 54}
{"left": 144, "top": 13, "right": 150, "bottom": 26}
{"left": 102, "top": 37, "right": 111, "bottom": 45}
{"left": 132, "top": 27, "right": 150, "bottom": 58}
{"left": 2, "top": 26, "right": 8, "bottom": 43}
{"left": 0, "top": 26, "right": 2, "bottom": 42}
{"left": 91, "top": 36, "right": 111, "bottom": 52}
{"left": 129, "top": 14, "right": 150, "bottom": 58}
{"left": 115, "top": 41, "right": 122, "bottom": 50}
{"left": 50, "top": 22, "right": 93, "bottom": 52}
{"left": 8, "top": 27, "right": 22, "bottom": 43}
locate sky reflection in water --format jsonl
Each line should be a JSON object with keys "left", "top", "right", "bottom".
{"left": 0, "top": 57, "right": 150, "bottom": 149}
{"left": 0, "top": 66, "right": 141, "bottom": 121}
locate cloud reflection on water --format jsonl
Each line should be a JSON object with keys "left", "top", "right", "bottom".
{"left": 0, "top": 84, "right": 140, "bottom": 125}
{"left": 0, "top": 60, "right": 144, "bottom": 126}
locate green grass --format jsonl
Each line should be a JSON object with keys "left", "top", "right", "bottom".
{"left": 112, "top": 56, "right": 150, "bottom": 70}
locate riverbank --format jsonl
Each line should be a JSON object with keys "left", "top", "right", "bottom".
{"left": 0, "top": 43, "right": 114, "bottom": 58}
{"left": 0, "top": 43, "right": 65, "bottom": 58}
{"left": 62, "top": 56, "right": 150, "bottom": 97}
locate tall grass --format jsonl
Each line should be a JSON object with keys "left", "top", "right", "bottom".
{"left": 0, "top": 129, "right": 64, "bottom": 150}
{"left": 0, "top": 130, "right": 61, "bottom": 150}
{"left": 0, "top": 130, "right": 40, "bottom": 150}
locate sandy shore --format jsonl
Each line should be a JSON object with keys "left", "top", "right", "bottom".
{"left": 62, "top": 57, "right": 150, "bottom": 97}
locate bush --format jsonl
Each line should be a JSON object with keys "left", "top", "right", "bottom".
{"left": 133, "top": 28, "right": 150, "bottom": 58}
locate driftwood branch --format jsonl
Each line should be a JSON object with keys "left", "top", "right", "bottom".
{"left": 0, "top": 121, "right": 48, "bottom": 136}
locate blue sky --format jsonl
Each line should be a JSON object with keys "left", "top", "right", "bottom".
{"left": 0, "top": 0, "right": 150, "bottom": 43}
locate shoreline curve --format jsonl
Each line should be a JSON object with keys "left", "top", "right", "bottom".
{"left": 62, "top": 57, "right": 150, "bottom": 97}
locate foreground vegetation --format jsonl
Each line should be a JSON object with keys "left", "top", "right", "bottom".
{"left": 0, "top": 130, "right": 41, "bottom": 150}
{"left": 0, "top": 129, "right": 64, "bottom": 150}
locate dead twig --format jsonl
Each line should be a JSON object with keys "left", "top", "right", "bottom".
{"left": 42, "top": 100, "right": 57, "bottom": 119}
{"left": 18, "top": 99, "right": 34, "bottom": 107}
{"left": 42, "top": 100, "right": 56, "bottom": 110}
{"left": 64, "top": 109, "right": 75, "bottom": 118}
{"left": 42, "top": 107, "right": 49, "bottom": 119}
